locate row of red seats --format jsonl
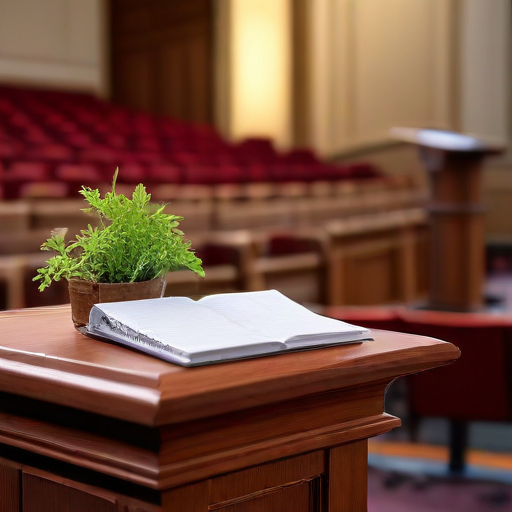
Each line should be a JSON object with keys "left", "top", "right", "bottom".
{"left": 0, "top": 85, "right": 383, "bottom": 199}
{"left": 0, "top": 159, "right": 380, "bottom": 199}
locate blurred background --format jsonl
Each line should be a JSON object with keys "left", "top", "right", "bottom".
{"left": 0, "top": 1, "right": 511, "bottom": 509}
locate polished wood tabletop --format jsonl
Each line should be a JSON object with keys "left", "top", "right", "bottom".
{"left": 0, "top": 304, "right": 460, "bottom": 427}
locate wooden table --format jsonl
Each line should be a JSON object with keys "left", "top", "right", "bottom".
{"left": 0, "top": 305, "right": 459, "bottom": 512}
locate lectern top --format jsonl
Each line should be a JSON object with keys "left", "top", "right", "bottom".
{"left": 391, "top": 126, "right": 506, "bottom": 154}
{"left": 0, "top": 305, "right": 460, "bottom": 426}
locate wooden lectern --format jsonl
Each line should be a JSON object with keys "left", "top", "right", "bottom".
{"left": 0, "top": 306, "right": 459, "bottom": 511}
{"left": 391, "top": 127, "right": 505, "bottom": 312}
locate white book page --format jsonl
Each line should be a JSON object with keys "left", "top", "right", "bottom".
{"left": 199, "top": 290, "right": 369, "bottom": 344}
{"left": 90, "top": 296, "right": 283, "bottom": 357}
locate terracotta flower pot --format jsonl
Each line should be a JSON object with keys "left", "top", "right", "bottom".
{"left": 68, "top": 277, "right": 166, "bottom": 329}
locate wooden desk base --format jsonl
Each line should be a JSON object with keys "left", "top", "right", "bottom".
{"left": 0, "top": 306, "right": 459, "bottom": 511}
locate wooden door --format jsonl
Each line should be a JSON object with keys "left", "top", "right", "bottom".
{"left": 110, "top": 0, "right": 214, "bottom": 123}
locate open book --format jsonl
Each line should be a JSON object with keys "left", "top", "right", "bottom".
{"left": 86, "top": 290, "right": 372, "bottom": 367}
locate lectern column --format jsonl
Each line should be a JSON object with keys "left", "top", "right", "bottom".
{"left": 425, "top": 149, "right": 486, "bottom": 311}
{"left": 392, "top": 127, "right": 505, "bottom": 312}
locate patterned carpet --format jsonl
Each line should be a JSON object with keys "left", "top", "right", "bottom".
{"left": 367, "top": 440, "right": 512, "bottom": 511}
{"left": 368, "top": 466, "right": 512, "bottom": 512}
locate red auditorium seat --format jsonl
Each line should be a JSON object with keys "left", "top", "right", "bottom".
{"left": 146, "top": 163, "right": 183, "bottom": 184}
{"left": 78, "top": 145, "right": 118, "bottom": 164}
{"left": 324, "top": 305, "right": 512, "bottom": 474}
{"left": 0, "top": 139, "right": 22, "bottom": 159}
{"left": 24, "top": 143, "right": 75, "bottom": 162}
{"left": 236, "top": 137, "right": 277, "bottom": 163}
{"left": 3, "top": 161, "right": 51, "bottom": 199}
{"left": 281, "top": 148, "right": 320, "bottom": 165}
{"left": 398, "top": 308, "right": 512, "bottom": 473}
{"left": 53, "top": 163, "right": 104, "bottom": 196}
{"left": 346, "top": 162, "right": 383, "bottom": 180}
{"left": 115, "top": 162, "right": 146, "bottom": 184}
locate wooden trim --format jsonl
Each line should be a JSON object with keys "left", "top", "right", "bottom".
{"left": 328, "top": 441, "right": 368, "bottom": 512}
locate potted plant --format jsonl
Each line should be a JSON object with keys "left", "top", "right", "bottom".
{"left": 34, "top": 169, "right": 205, "bottom": 328}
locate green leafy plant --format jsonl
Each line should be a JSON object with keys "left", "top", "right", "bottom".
{"left": 34, "top": 169, "right": 204, "bottom": 291}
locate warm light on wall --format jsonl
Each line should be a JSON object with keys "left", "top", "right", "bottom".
{"left": 230, "top": 0, "right": 291, "bottom": 148}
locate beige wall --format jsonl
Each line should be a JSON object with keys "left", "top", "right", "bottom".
{"left": 459, "top": 0, "right": 510, "bottom": 144}
{"left": 216, "top": 0, "right": 292, "bottom": 150}
{"left": 0, "top": 0, "right": 107, "bottom": 94}
{"left": 306, "top": 0, "right": 510, "bottom": 159}
{"left": 307, "top": 0, "right": 458, "bottom": 157}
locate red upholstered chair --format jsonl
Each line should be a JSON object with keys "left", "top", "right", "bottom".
{"left": 78, "top": 145, "right": 118, "bottom": 165}
{"left": 346, "top": 162, "right": 383, "bottom": 180}
{"left": 324, "top": 305, "right": 512, "bottom": 474}
{"left": 397, "top": 308, "right": 512, "bottom": 473}
{"left": 24, "top": 143, "right": 75, "bottom": 162}
{"left": 235, "top": 137, "right": 278, "bottom": 164}
{"left": 3, "top": 161, "right": 51, "bottom": 200}
{"left": 0, "top": 139, "right": 22, "bottom": 159}
{"left": 53, "top": 163, "right": 104, "bottom": 196}
{"left": 321, "top": 305, "right": 404, "bottom": 332}
{"left": 146, "top": 163, "right": 183, "bottom": 184}
{"left": 281, "top": 148, "right": 320, "bottom": 166}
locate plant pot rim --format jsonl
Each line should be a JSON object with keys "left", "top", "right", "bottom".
{"left": 68, "top": 276, "right": 166, "bottom": 329}
{"left": 68, "top": 277, "right": 165, "bottom": 285}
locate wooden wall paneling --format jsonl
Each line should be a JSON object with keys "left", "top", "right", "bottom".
{"left": 165, "top": 265, "right": 239, "bottom": 298}
{"left": 158, "top": 42, "right": 186, "bottom": 119}
{"left": 0, "top": 253, "right": 51, "bottom": 309}
{"left": 0, "top": 201, "right": 31, "bottom": 234}
{"left": 414, "top": 222, "right": 431, "bottom": 299}
{"left": 483, "top": 168, "right": 512, "bottom": 238}
{"left": 214, "top": 199, "right": 293, "bottom": 230}
{"left": 328, "top": 441, "right": 368, "bottom": 512}
{"left": 110, "top": 0, "right": 213, "bottom": 122}
{"left": 342, "top": 237, "right": 402, "bottom": 305}
{"left": 29, "top": 199, "right": 100, "bottom": 236}
{"left": 324, "top": 210, "right": 429, "bottom": 306}
{"left": 0, "top": 457, "right": 20, "bottom": 512}
{"left": 250, "top": 252, "right": 325, "bottom": 304}
{"left": 325, "top": 228, "right": 404, "bottom": 306}
{"left": 112, "top": 49, "right": 154, "bottom": 113}
{"left": 162, "top": 201, "right": 214, "bottom": 234}
{"left": 185, "top": 30, "right": 213, "bottom": 123}
{"left": 397, "top": 225, "right": 419, "bottom": 304}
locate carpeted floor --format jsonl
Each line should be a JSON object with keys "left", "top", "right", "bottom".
{"left": 367, "top": 438, "right": 512, "bottom": 512}
{"left": 367, "top": 266, "right": 512, "bottom": 510}
{"left": 368, "top": 466, "right": 512, "bottom": 512}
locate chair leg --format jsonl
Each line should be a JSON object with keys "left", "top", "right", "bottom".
{"left": 448, "top": 419, "right": 468, "bottom": 473}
